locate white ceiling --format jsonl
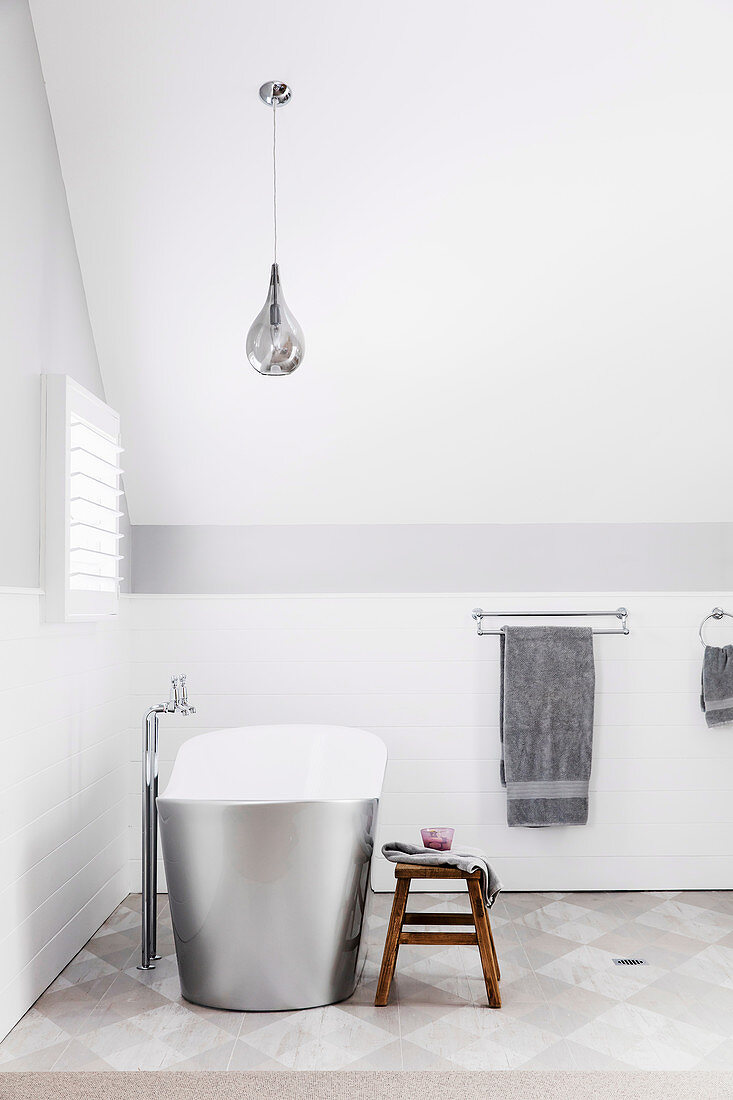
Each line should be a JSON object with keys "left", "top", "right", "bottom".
{"left": 30, "top": 0, "right": 733, "bottom": 526}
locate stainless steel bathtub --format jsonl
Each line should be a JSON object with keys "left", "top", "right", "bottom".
{"left": 157, "top": 725, "right": 387, "bottom": 1012}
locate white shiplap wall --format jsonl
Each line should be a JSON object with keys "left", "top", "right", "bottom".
{"left": 0, "top": 590, "right": 128, "bottom": 1041}
{"left": 125, "top": 592, "right": 733, "bottom": 895}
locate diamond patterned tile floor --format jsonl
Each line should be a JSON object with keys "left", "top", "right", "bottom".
{"left": 2, "top": 890, "right": 733, "bottom": 1071}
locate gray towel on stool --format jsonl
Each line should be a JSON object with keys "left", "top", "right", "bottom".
{"left": 500, "top": 626, "right": 595, "bottom": 827}
{"left": 381, "top": 841, "right": 502, "bottom": 908}
{"left": 701, "top": 645, "right": 733, "bottom": 727}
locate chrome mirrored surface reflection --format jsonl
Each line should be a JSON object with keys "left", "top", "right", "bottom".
{"left": 159, "top": 797, "right": 376, "bottom": 1011}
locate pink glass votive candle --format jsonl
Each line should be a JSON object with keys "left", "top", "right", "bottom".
{"left": 420, "top": 827, "right": 455, "bottom": 852}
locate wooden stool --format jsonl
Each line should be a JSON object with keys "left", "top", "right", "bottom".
{"left": 375, "top": 863, "right": 501, "bottom": 1008}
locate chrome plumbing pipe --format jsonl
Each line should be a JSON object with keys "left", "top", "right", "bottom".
{"left": 138, "top": 676, "right": 195, "bottom": 971}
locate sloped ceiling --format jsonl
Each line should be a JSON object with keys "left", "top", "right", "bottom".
{"left": 30, "top": 0, "right": 733, "bottom": 525}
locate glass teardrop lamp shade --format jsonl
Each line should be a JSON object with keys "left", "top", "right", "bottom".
{"left": 247, "top": 263, "right": 304, "bottom": 376}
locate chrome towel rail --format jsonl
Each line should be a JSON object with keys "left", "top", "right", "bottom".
{"left": 471, "top": 607, "right": 629, "bottom": 637}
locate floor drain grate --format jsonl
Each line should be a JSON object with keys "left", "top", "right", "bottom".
{"left": 613, "top": 957, "right": 647, "bottom": 966}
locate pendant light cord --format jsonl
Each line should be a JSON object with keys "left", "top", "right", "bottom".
{"left": 272, "top": 102, "right": 278, "bottom": 266}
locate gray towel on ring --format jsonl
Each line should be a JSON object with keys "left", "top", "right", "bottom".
{"left": 381, "top": 841, "right": 502, "bottom": 907}
{"left": 701, "top": 645, "right": 733, "bottom": 727}
{"left": 500, "top": 626, "right": 595, "bottom": 827}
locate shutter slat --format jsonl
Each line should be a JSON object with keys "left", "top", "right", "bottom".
{"left": 70, "top": 472, "right": 124, "bottom": 496}
{"left": 70, "top": 446, "right": 124, "bottom": 473}
{"left": 70, "top": 571, "right": 124, "bottom": 582}
{"left": 70, "top": 548, "right": 124, "bottom": 560}
{"left": 70, "top": 416, "right": 124, "bottom": 451}
{"left": 70, "top": 497, "right": 124, "bottom": 517}
{"left": 71, "top": 521, "right": 124, "bottom": 539}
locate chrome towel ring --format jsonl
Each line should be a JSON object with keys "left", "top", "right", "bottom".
{"left": 699, "top": 607, "right": 733, "bottom": 647}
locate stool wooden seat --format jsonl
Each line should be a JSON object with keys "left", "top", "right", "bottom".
{"left": 375, "top": 863, "right": 501, "bottom": 1008}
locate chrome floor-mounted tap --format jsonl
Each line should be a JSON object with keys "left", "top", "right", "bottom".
{"left": 138, "top": 676, "right": 196, "bottom": 970}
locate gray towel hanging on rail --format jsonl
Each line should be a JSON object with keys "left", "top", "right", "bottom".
{"left": 500, "top": 626, "right": 595, "bottom": 827}
{"left": 701, "top": 645, "right": 733, "bottom": 727}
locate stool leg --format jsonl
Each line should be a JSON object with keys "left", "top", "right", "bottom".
{"left": 486, "top": 910, "right": 501, "bottom": 980}
{"left": 375, "top": 878, "right": 410, "bottom": 1006}
{"left": 467, "top": 879, "right": 501, "bottom": 1008}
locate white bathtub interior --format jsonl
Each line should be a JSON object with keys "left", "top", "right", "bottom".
{"left": 161, "top": 724, "right": 388, "bottom": 802}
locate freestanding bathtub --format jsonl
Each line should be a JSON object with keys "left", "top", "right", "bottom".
{"left": 158, "top": 724, "right": 387, "bottom": 1011}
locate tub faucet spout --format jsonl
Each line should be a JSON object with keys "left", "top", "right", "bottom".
{"left": 178, "top": 674, "right": 196, "bottom": 716}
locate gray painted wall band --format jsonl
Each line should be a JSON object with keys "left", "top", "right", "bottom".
{"left": 130, "top": 523, "right": 733, "bottom": 594}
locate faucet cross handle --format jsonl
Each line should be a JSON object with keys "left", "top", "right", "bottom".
{"left": 168, "top": 676, "right": 179, "bottom": 711}
{"left": 180, "top": 674, "right": 188, "bottom": 707}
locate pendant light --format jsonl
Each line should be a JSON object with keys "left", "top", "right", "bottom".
{"left": 247, "top": 82, "right": 305, "bottom": 376}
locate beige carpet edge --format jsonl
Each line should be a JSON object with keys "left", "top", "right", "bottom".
{"left": 1, "top": 1070, "right": 733, "bottom": 1100}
